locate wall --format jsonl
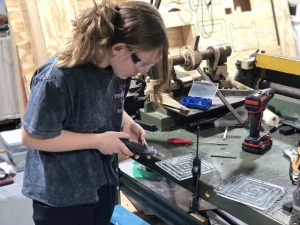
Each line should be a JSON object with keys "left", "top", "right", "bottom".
{"left": 159, "top": 0, "right": 294, "bottom": 78}
{"left": 4, "top": 0, "right": 296, "bottom": 98}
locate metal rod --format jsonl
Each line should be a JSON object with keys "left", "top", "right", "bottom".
{"left": 196, "top": 67, "right": 244, "bottom": 125}
{"left": 261, "top": 81, "right": 300, "bottom": 100}
{"left": 213, "top": 209, "right": 241, "bottom": 225}
{"left": 196, "top": 126, "right": 200, "bottom": 157}
{"left": 195, "top": 141, "right": 228, "bottom": 146}
{"left": 210, "top": 155, "right": 236, "bottom": 159}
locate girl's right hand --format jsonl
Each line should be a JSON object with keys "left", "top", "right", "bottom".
{"left": 93, "top": 131, "right": 133, "bottom": 156}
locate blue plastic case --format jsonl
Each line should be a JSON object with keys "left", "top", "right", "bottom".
{"left": 180, "top": 96, "right": 212, "bottom": 110}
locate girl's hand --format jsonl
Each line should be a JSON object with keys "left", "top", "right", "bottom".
{"left": 93, "top": 131, "right": 133, "bottom": 156}
{"left": 122, "top": 121, "right": 151, "bottom": 159}
{"left": 122, "top": 121, "right": 146, "bottom": 144}
{"left": 122, "top": 112, "right": 146, "bottom": 144}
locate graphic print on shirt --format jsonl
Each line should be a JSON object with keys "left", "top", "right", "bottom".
{"left": 114, "top": 77, "right": 127, "bottom": 114}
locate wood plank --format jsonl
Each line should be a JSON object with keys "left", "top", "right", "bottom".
{"left": 35, "top": 0, "right": 79, "bottom": 57}
{"left": 6, "top": 0, "right": 80, "bottom": 93}
{"left": 190, "top": 213, "right": 207, "bottom": 223}
{"left": 5, "top": 0, "right": 37, "bottom": 97}
{"left": 272, "top": 0, "right": 297, "bottom": 57}
{"left": 19, "top": 0, "right": 48, "bottom": 67}
{"left": 120, "top": 191, "right": 137, "bottom": 213}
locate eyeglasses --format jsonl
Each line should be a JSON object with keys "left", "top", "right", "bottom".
{"left": 131, "top": 53, "right": 155, "bottom": 74}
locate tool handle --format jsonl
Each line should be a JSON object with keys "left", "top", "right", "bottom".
{"left": 167, "top": 138, "right": 192, "bottom": 145}
{"left": 120, "top": 138, "right": 154, "bottom": 156}
{"left": 249, "top": 111, "right": 262, "bottom": 138}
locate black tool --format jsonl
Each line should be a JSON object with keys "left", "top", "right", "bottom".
{"left": 282, "top": 201, "right": 293, "bottom": 214}
{"left": 120, "top": 138, "right": 158, "bottom": 156}
{"left": 210, "top": 155, "right": 236, "bottom": 159}
{"left": 281, "top": 115, "right": 300, "bottom": 130}
{"left": 268, "top": 122, "right": 283, "bottom": 134}
{"left": 190, "top": 126, "right": 201, "bottom": 212}
{"left": 242, "top": 88, "right": 275, "bottom": 154}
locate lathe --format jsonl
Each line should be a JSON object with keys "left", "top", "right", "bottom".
{"left": 126, "top": 40, "right": 252, "bottom": 131}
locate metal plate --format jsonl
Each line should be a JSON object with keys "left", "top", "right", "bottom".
{"left": 215, "top": 174, "right": 287, "bottom": 210}
{"left": 155, "top": 153, "right": 217, "bottom": 181}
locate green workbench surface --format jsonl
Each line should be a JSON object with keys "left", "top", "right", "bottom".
{"left": 138, "top": 127, "right": 297, "bottom": 225}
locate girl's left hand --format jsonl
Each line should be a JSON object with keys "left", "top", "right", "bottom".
{"left": 122, "top": 112, "right": 149, "bottom": 159}
{"left": 122, "top": 121, "right": 146, "bottom": 144}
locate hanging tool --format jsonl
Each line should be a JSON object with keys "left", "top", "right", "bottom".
{"left": 190, "top": 126, "right": 201, "bottom": 212}
{"left": 242, "top": 88, "right": 275, "bottom": 154}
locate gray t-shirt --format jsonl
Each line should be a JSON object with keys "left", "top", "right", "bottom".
{"left": 22, "top": 56, "right": 130, "bottom": 207}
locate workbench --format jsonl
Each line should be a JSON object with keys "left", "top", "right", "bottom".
{"left": 0, "top": 94, "right": 298, "bottom": 225}
{"left": 120, "top": 97, "right": 299, "bottom": 225}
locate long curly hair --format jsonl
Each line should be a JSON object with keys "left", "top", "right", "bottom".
{"left": 56, "top": 0, "right": 169, "bottom": 105}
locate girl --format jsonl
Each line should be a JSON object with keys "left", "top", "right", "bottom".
{"left": 21, "top": 1, "right": 169, "bottom": 225}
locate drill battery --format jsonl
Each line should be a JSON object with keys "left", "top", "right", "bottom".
{"left": 242, "top": 133, "right": 272, "bottom": 154}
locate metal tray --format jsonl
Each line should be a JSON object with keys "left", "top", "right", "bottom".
{"left": 215, "top": 174, "right": 287, "bottom": 210}
{"left": 155, "top": 153, "right": 217, "bottom": 181}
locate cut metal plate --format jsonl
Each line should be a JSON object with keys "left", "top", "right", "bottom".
{"left": 155, "top": 153, "right": 217, "bottom": 181}
{"left": 215, "top": 174, "right": 287, "bottom": 210}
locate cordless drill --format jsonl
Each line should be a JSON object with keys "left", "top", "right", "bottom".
{"left": 242, "top": 88, "right": 275, "bottom": 154}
